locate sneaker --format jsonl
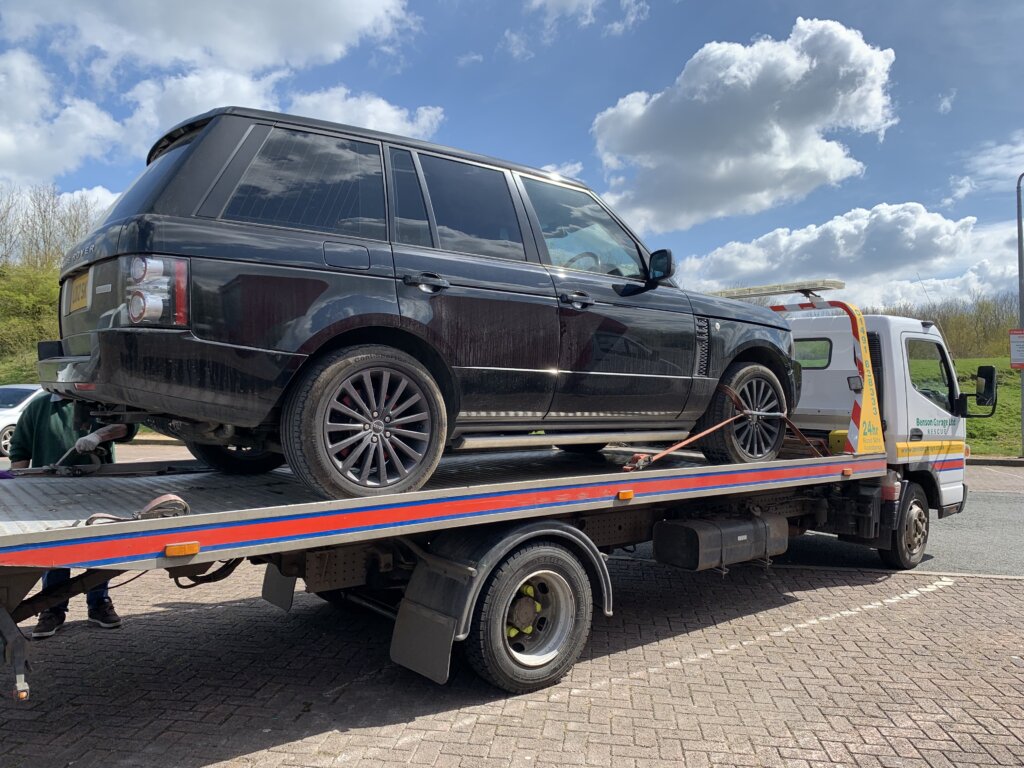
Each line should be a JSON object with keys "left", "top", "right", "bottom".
{"left": 32, "top": 609, "right": 66, "bottom": 639}
{"left": 87, "top": 598, "right": 122, "bottom": 629}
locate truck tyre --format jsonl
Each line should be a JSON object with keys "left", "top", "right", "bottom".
{"left": 697, "top": 362, "right": 787, "bottom": 464}
{"left": 282, "top": 345, "right": 447, "bottom": 499}
{"left": 465, "top": 543, "right": 592, "bottom": 693}
{"left": 186, "top": 442, "right": 285, "bottom": 475}
{"left": 878, "top": 483, "right": 930, "bottom": 570}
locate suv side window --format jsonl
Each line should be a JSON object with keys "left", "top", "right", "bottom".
{"left": 223, "top": 128, "right": 386, "bottom": 241}
{"left": 522, "top": 177, "right": 644, "bottom": 279}
{"left": 906, "top": 339, "right": 955, "bottom": 413}
{"left": 389, "top": 148, "right": 432, "bottom": 247}
{"left": 418, "top": 154, "right": 525, "bottom": 260}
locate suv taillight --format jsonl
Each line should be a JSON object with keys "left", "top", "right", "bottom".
{"left": 123, "top": 255, "right": 189, "bottom": 327}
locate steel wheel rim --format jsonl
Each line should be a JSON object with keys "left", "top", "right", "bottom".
{"left": 732, "top": 376, "right": 782, "bottom": 459}
{"left": 322, "top": 366, "right": 432, "bottom": 488}
{"left": 0, "top": 427, "right": 11, "bottom": 455}
{"left": 905, "top": 499, "right": 928, "bottom": 555}
{"left": 502, "top": 570, "right": 575, "bottom": 668}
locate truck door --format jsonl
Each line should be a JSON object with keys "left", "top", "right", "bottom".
{"left": 900, "top": 334, "right": 965, "bottom": 507}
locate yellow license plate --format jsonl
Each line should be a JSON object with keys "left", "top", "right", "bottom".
{"left": 67, "top": 272, "right": 90, "bottom": 314}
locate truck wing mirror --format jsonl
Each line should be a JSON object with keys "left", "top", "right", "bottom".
{"left": 957, "top": 364, "right": 997, "bottom": 418}
{"left": 975, "top": 365, "right": 997, "bottom": 407}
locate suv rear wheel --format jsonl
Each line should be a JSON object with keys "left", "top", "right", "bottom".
{"left": 697, "top": 362, "right": 787, "bottom": 464}
{"left": 282, "top": 345, "right": 447, "bottom": 499}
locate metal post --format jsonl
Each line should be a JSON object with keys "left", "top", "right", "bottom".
{"left": 1016, "top": 173, "right": 1024, "bottom": 457}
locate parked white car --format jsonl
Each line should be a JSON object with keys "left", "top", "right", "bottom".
{"left": 0, "top": 385, "right": 44, "bottom": 457}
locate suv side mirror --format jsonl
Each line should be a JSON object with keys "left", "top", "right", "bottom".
{"left": 956, "top": 364, "right": 997, "bottom": 418}
{"left": 648, "top": 249, "right": 674, "bottom": 284}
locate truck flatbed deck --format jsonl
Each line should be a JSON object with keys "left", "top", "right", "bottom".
{"left": 0, "top": 449, "right": 886, "bottom": 572}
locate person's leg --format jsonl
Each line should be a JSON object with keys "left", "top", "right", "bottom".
{"left": 32, "top": 569, "right": 71, "bottom": 639}
{"left": 86, "top": 582, "right": 121, "bottom": 629}
{"left": 42, "top": 569, "right": 72, "bottom": 613}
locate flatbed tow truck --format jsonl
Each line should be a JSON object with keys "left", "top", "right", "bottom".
{"left": 0, "top": 291, "right": 996, "bottom": 699}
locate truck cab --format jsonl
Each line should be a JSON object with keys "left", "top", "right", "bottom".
{"left": 790, "top": 313, "right": 997, "bottom": 517}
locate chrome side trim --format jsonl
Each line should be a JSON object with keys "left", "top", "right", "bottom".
{"left": 454, "top": 365, "right": 690, "bottom": 381}
{"left": 451, "top": 430, "right": 690, "bottom": 450}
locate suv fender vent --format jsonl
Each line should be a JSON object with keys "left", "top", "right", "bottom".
{"left": 695, "top": 316, "right": 711, "bottom": 377}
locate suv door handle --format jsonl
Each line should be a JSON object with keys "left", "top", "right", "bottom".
{"left": 403, "top": 272, "right": 451, "bottom": 292}
{"left": 909, "top": 428, "right": 923, "bottom": 442}
{"left": 559, "top": 291, "right": 595, "bottom": 309}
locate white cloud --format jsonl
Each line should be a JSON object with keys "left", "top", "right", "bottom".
{"left": 1, "top": 1, "right": 412, "bottom": 76}
{"left": 289, "top": 87, "right": 444, "bottom": 139}
{"left": 946, "top": 131, "right": 1024, "bottom": 203}
{"left": 0, "top": 50, "right": 120, "bottom": 184}
{"left": 541, "top": 161, "right": 584, "bottom": 178}
{"left": 0, "top": 2, "right": 444, "bottom": 184}
{"left": 604, "top": 0, "right": 649, "bottom": 36}
{"left": 122, "top": 69, "right": 286, "bottom": 155}
{"left": 592, "top": 18, "right": 897, "bottom": 233}
{"left": 527, "top": 0, "right": 600, "bottom": 36}
{"left": 457, "top": 52, "right": 484, "bottom": 66}
{"left": 501, "top": 29, "right": 535, "bottom": 61}
{"left": 678, "top": 202, "right": 1018, "bottom": 305}
{"left": 938, "top": 89, "right": 957, "bottom": 115}
{"left": 941, "top": 175, "right": 976, "bottom": 207}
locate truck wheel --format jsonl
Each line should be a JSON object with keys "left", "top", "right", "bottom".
{"left": 282, "top": 345, "right": 447, "bottom": 499}
{"left": 465, "top": 543, "right": 592, "bottom": 693}
{"left": 186, "top": 442, "right": 285, "bottom": 474}
{"left": 879, "top": 483, "right": 930, "bottom": 570}
{"left": 0, "top": 425, "right": 13, "bottom": 457}
{"left": 697, "top": 362, "right": 786, "bottom": 464}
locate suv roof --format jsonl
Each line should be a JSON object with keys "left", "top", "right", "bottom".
{"left": 149, "top": 106, "right": 588, "bottom": 188}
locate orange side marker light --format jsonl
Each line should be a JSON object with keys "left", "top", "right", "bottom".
{"left": 164, "top": 542, "right": 201, "bottom": 557}
{"left": 617, "top": 489, "right": 634, "bottom": 501}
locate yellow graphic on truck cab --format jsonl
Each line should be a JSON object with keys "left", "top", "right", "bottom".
{"left": 894, "top": 440, "right": 966, "bottom": 462}
{"left": 847, "top": 304, "right": 885, "bottom": 455}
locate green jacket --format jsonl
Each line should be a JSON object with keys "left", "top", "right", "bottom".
{"left": 9, "top": 396, "right": 131, "bottom": 468}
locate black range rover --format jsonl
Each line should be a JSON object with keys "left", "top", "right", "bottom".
{"left": 40, "top": 107, "right": 800, "bottom": 499}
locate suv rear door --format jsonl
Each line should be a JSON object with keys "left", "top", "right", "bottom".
{"left": 516, "top": 174, "right": 695, "bottom": 423}
{"left": 387, "top": 147, "right": 560, "bottom": 422}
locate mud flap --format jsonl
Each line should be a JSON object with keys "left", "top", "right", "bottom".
{"left": 261, "top": 564, "right": 296, "bottom": 612}
{"left": 390, "top": 600, "right": 458, "bottom": 684}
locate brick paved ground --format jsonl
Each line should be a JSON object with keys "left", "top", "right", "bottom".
{"left": 2, "top": 555, "right": 1023, "bottom": 768}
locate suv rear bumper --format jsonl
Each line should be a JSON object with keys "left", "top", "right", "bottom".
{"left": 38, "top": 329, "right": 305, "bottom": 427}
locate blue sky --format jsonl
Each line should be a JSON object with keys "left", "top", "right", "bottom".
{"left": 1, "top": 0, "right": 1023, "bottom": 305}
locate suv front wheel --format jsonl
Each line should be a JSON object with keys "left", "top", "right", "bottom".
{"left": 282, "top": 345, "right": 448, "bottom": 499}
{"left": 696, "top": 362, "right": 787, "bottom": 464}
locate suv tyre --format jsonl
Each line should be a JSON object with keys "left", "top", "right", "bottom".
{"left": 697, "top": 362, "right": 787, "bottom": 464}
{"left": 282, "top": 345, "right": 447, "bottom": 498}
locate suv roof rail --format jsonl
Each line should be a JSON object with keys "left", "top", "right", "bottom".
{"left": 712, "top": 279, "right": 846, "bottom": 300}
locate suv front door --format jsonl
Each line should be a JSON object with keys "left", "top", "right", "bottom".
{"left": 517, "top": 175, "right": 695, "bottom": 423}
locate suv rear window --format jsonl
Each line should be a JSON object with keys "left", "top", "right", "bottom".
{"left": 223, "top": 128, "right": 386, "bottom": 240}
{"left": 418, "top": 155, "right": 525, "bottom": 260}
{"left": 97, "top": 139, "right": 195, "bottom": 226}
